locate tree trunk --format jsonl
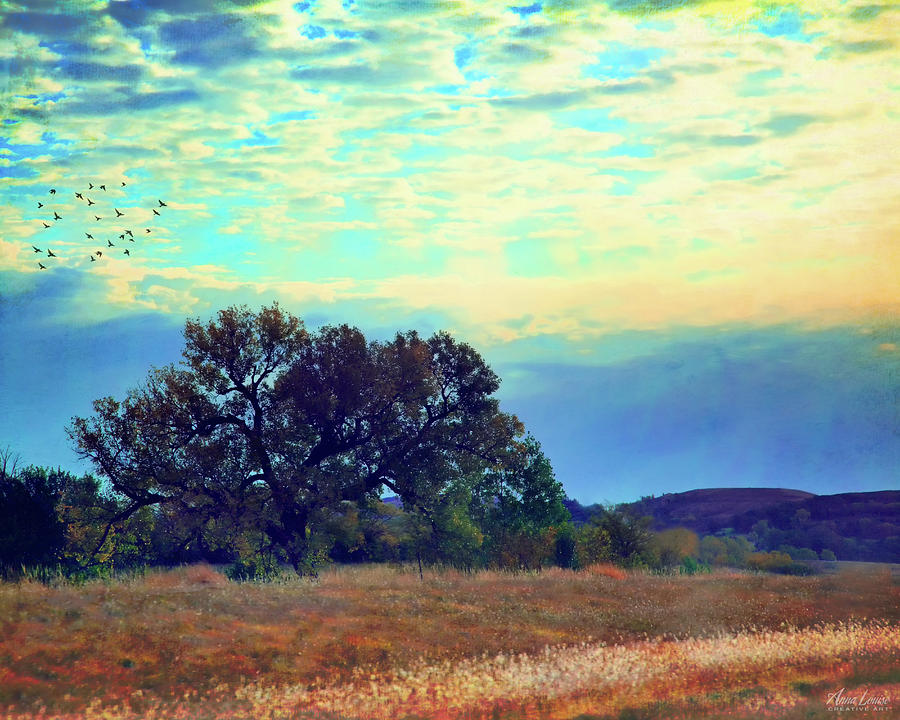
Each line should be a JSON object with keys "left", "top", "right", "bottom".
{"left": 267, "top": 504, "right": 316, "bottom": 576}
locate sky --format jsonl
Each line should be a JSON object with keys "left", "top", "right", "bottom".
{"left": 1, "top": 0, "right": 898, "bottom": 505}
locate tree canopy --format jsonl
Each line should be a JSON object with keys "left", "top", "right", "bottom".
{"left": 69, "top": 304, "right": 531, "bottom": 573}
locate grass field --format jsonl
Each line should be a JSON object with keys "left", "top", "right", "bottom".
{"left": 1, "top": 563, "right": 897, "bottom": 719}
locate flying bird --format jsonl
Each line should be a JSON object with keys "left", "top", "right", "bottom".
{"left": 47, "top": 249, "right": 56, "bottom": 257}
{"left": 125, "top": 230, "right": 134, "bottom": 238}
{"left": 124, "top": 249, "right": 130, "bottom": 256}
{"left": 152, "top": 208, "right": 160, "bottom": 216}
{"left": 107, "top": 239, "right": 115, "bottom": 247}
{"left": 75, "top": 193, "right": 83, "bottom": 200}
{"left": 38, "top": 262, "right": 46, "bottom": 269}
{"left": 158, "top": 200, "right": 167, "bottom": 207}
{"left": 42, "top": 222, "right": 50, "bottom": 229}
{"left": 128, "top": 237, "right": 134, "bottom": 242}
{"left": 87, "top": 198, "right": 95, "bottom": 206}
{"left": 119, "top": 233, "right": 125, "bottom": 240}
{"left": 32, "top": 246, "right": 41, "bottom": 253}
{"left": 53, "top": 212, "right": 61, "bottom": 220}
{"left": 99, "top": 185, "right": 106, "bottom": 191}
{"left": 49, "top": 189, "right": 56, "bottom": 195}
{"left": 37, "top": 202, "right": 43, "bottom": 208}
{"left": 85, "top": 233, "right": 94, "bottom": 239}
{"left": 121, "top": 182, "right": 126, "bottom": 187}
{"left": 145, "top": 228, "right": 151, "bottom": 233}
{"left": 95, "top": 216, "right": 102, "bottom": 221}
{"left": 96, "top": 251, "right": 102, "bottom": 258}
{"left": 90, "top": 255, "right": 96, "bottom": 262}
{"left": 115, "top": 208, "right": 124, "bottom": 217}
{"left": 89, "top": 183, "right": 94, "bottom": 189}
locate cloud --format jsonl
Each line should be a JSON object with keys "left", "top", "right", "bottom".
{"left": 1, "top": 0, "right": 898, "bottom": 347}
{"left": 157, "top": 13, "right": 271, "bottom": 67}
{"left": 760, "top": 112, "right": 819, "bottom": 135}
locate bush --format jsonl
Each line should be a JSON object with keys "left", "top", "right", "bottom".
{"left": 554, "top": 523, "right": 577, "bottom": 569}
{"left": 225, "top": 554, "right": 283, "bottom": 582}
{"left": 745, "top": 550, "right": 817, "bottom": 575}
{"left": 0, "top": 466, "right": 67, "bottom": 578}
{"left": 679, "top": 556, "right": 710, "bottom": 575}
{"left": 653, "top": 528, "right": 700, "bottom": 569}
{"left": 582, "top": 562, "right": 627, "bottom": 580}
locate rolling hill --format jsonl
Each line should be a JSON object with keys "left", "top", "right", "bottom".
{"left": 613, "top": 488, "right": 900, "bottom": 563}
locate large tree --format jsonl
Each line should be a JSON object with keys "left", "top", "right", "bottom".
{"left": 68, "top": 304, "right": 524, "bottom": 573}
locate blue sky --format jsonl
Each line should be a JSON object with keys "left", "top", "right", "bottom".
{"left": 1, "top": 0, "right": 898, "bottom": 503}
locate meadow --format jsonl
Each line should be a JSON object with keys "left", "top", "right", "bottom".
{"left": 1, "top": 563, "right": 897, "bottom": 719}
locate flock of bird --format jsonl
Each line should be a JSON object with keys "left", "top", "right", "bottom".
{"left": 31, "top": 181, "right": 170, "bottom": 270}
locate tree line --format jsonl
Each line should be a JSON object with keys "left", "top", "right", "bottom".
{"left": 1, "top": 304, "right": 830, "bottom": 581}
{"left": 0, "top": 450, "right": 663, "bottom": 579}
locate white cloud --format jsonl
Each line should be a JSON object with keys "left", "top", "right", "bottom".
{"left": 1, "top": 0, "right": 897, "bottom": 340}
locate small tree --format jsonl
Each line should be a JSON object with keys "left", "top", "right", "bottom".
{"left": 0, "top": 465, "right": 67, "bottom": 577}
{"left": 475, "top": 436, "right": 570, "bottom": 570}
{"left": 652, "top": 528, "right": 699, "bottom": 568}
{"left": 597, "top": 507, "right": 654, "bottom": 567}
{"left": 574, "top": 521, "right": 612, "bottom": 568}
{"left": 699, "top": 535, "right": 728, "bottom": 566}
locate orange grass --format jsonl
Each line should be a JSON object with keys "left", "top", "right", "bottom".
{"left": 0, "top": 563, "right": 897, "bottom": 719}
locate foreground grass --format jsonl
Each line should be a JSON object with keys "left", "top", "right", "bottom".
{"left": 0, "top": 563, "right": 897, "bottom": 719}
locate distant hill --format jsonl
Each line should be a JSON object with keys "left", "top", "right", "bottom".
{"left": 381, "top": 487, "right": 900, "bottom": 562}
{"left": 622, "top": 488, "right": 815, "bottom": 535}
{"left": 615, "top": 488, "right": 900, "bottom": 563}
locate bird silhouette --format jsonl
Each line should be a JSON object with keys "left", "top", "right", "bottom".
{"left": 128, "top": 237, "right": 134, "bottom": 242}
{"left": 85, "top": 233, "right": 94, "bottom": 239}
{"left": 47, "top": 249, "right": 56, "bottom": 257}
{"left": 107, "top": 239, "right": 115, "bottom": 247}
{"left": 37, "top": 202, "right": 43, "bottom": 208}
{"left": 158, "top": 200, "right": 167, "bottom": 207}
{"left": 49, "top": 189, "right": 56, "bottom": 195}
{"left": 125, "top": 230, "right": 134, "bottom": 238}
{"left": 53, "top": 212, "right": 61, "bottom": 220}
{"left": 32, "top": 246, "right": 41, "bottom": 253}
{"left": 90, "top": 255, "right": 96, "bottom": 262}
{"left": 119, "top": 233, "right": 125, "bottom": 240}
{"left": 153, "top": 208, "right": 160, "bottom": 216}
{"left": 99, "top": 185, "right": 106, "bottom": 191}
{"left": 95, "top": 216, "right": 102, "bottom": 221}
{"left": 115, "top": 208, "right": 124, "bottom": 217}
{"left": 87, "top": 198, "right": 95, "bottom": 206}
{"left": 89, "top": 183, "right": 94, "bottom": 189}
{"left": 145, "top": 228, "right": 151, "bottom": 233}
{"left": 42, "top": 222, "right": 50, "bottom": 229}
{"left": 39, "top": 262, "right": 46, "bottom": 269}
{"left": 124, "top": 249, "right": 130, "bottom": 256}
{"left": 121, "top": 182, "right": 126, "bottom": 187}
{"left": 96, "top": 251, "right": 102, "bottom": 258}
{"left": 75, "top": 192, "right": 83, "bottom": 200}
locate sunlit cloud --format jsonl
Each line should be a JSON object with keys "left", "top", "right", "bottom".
{"left": 1, "top": 0, "right": 897, "bottom": 340}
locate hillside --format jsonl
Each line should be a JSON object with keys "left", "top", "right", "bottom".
{"left": 614, "top": 488, "right": 900, "bottom": 563}
{"left": 622, "top": 488, "right": 815, "bottom": 534}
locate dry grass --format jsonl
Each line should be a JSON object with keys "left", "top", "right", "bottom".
{"left": 0, "top": 563, "right": 897, "bottom": 719}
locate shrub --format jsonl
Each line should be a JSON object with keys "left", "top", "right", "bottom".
{"left": 554, "top": 523, "right": 577, "bottom": 569}
{"left": 652, "top": 528, "right": 700, "bottom": 568}
{"left": 746, "top": 551, "right": 816, "bottom": 575}
{"left": 582, "top": 562, "right": 627, "bottom": 580}
{"left": 679, "top": 556, "right": 710, "bottom": 575}
{"left": 225, "top": 554, "right": 283, "bottom": 582}
{"left": 0, "top": 466, "right": 67, "bottom": 578}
